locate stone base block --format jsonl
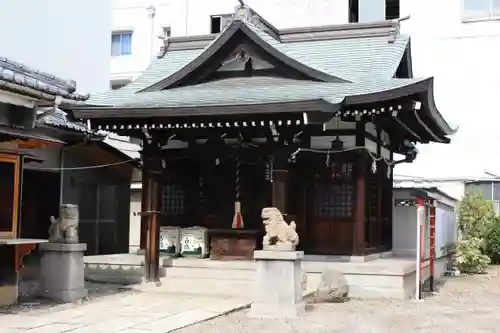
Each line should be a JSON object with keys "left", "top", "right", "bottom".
{"left": 38, "top": 243, "right": 87, "bottom": 302}
{"left": 0, "top": 285, "right": 18, "bottom": 307}
{"left": 248, "top": 250, "right": 305, "bottom": 319}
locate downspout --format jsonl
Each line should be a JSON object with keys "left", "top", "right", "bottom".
{"left": 147, "top": 5, "right": 157, "bottom": 61}
{"left": 59, "top": 147, "right": 64, "bottom": 205}
{"left": 416, "top": 197, "right": 425, "bottom": 300}
{"left": 185, "top": 0, "right": 189, "bottom": 36}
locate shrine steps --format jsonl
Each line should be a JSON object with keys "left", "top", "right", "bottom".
{"left": 157, "top": 258, "right": 256, "bottom": 298}
{"left": 83, "top": 254, "right": 257, "bottom": 298}
{"left": 84, "top": 253, "right": 452, "bottom": 300}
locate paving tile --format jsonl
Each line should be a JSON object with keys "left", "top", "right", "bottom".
{"left": 122, "top": 329, "right": 164, "bottom": 333}
{"left": 19, "top": 322, "right": 84, "bottom": 333}
{"left": 3, "top": 316, "right": 58, "bottom": 329}
{"left": 133, "top": 308, "right": 219, "bottom": 332}
{"left": 191, "top": 298, "right": 251, "bottom": 314}
{"left": 72, "top": 316, "right": 153, "bottom": 332}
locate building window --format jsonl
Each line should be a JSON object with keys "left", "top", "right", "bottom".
{"left": 210, "top": 14, "right": 232, "bottom": 34}
{"left": 111, "top": 31, "right": 132, "bottom": 56}
{"left": 462, "top": 0, "right": 500, "bottom": 21}
{"left": 110, "top": 82, "right": 126, "bottom": 90}
{"left": 349, "top": 0, "right": 400, "bottom": 23}
{"left": 161, "top": 26, "right": 171, "bottom": 39}
{"left": 110, "top": 80, "right": 131, "bottom": 90}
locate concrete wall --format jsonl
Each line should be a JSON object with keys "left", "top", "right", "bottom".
{"left": 393, "top": 188, "right": 458, "bottom": 259}
{"left": 0, "top": 0, "right": 111, "bottom": 94}
{"left": 396, "top": 0, "right": 500, "bottom": 178}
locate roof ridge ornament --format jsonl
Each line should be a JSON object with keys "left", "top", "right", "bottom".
{"left": 233, "top": 2, "right": 280, "bottom": 39}
{"left": 234, "top": 3, "right": 262, "bottom": 29}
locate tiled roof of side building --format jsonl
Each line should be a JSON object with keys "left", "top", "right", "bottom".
{"left": 37, "top": 108, "right": 97, "bottom": 135}
{"left": 0, "top": 57, "right": 89, "bottom": 103}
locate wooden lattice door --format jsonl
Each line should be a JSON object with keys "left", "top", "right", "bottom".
{"left": 308, "top": 161, "right": 355, "bottom": 255}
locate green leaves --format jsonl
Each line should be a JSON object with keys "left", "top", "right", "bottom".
{"left": 454, "top": 192, "right": 495, "bottom": 273}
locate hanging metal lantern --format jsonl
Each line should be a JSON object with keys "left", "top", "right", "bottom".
{"left": 371, "top": 159, "right": 377, "bottom": 174}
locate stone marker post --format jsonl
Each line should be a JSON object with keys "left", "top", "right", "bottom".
{"left": 38, "top": 204, "right": 88, "bottom": 302}
{"left": 247, "top": 207, "right": 306, "bottom": 319}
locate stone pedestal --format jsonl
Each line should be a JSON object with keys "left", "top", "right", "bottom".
{"left": 38, "top": 243, "right": 87, "bottom": 302}
{"left": 247, "top": 250, "right": 305, "bottom": 319}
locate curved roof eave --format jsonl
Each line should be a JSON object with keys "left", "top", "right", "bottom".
{"left": 140, "top": 20, "right": 348, "bottom": 93}
{"left": 425, "top": 78, "right": 458, "bottom": 136}
{"left": 343, "top": 78, "right": 432, "bottom": 105}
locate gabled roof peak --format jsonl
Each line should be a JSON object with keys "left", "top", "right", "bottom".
{"left": 232, "top": 2, "right": 280, "bottom": 40}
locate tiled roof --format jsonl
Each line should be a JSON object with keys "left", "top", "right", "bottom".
{"left": 100, "top": 76, "right": 428, "bottom": 110}
{"left": 38, "top": 108, "right": 95, "bottom": 134}
{"left": 85, "top": 18, "right": 409, "bottom": 106}
{"left": 0, "top": 57, "right": 89, "bottom": 102}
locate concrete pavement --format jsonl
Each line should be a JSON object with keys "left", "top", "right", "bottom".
{"left": 1, "top": 289, "right": 251, "bottom": 333}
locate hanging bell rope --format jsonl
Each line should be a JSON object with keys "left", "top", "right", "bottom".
{"left": 232, "top": 153, "right": 244, "bottom": 229}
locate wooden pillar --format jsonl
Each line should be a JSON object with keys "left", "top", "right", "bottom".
{"left": 141, "top": 139, "right": 163, "bottom": 283}
{"left": 353, "top": 153, "right": 366, "bottom": 255}
{"left": 139, "top": 172, "right": 149, "bottom": 251}
{"left": 375, "top": 127, "right": 383, "bottom": 248}
{"left": 271, "top": 150, "right": 289, "bottom": 213}
{"left": 353, "top": 122, "right": 366, "bottom": 255}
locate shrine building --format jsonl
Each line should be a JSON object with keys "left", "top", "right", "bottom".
{"left": 66, "top": 4, "right": 455, "bottom": 281}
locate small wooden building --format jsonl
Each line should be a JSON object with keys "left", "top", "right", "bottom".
{"left": 0, "top": 57, "right": 87, "bottom": 305}
{"left": 0, "top": 57, "right": 137, "bottom": 306}
{"left": 22, "top": 109, "right": 136, "bottom": 256}
{"left": 67, "top": 5, "right": 456, "bottom": 281}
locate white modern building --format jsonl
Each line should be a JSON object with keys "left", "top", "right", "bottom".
{"left": 110, "top": 0, "right": 500, "bottom": 180}
{"left": 0, "top": 0, "right": 111, "bottom": 93}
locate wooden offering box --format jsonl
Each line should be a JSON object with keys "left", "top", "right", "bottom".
{"left": 209, "top": 229, "right": 260, "bottom": 260}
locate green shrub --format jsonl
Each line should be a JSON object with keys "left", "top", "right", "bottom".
{"left": 453, "top": 192, "right": 495, "bottom": 273}
{"left": 486, "top": 217, "right": 500, "bottom": 264}
{"left": 454, "top": 237, "right": 490, "bottom": 274}
{"left": 458, "top": 192, "right": 495, "bottom": 240}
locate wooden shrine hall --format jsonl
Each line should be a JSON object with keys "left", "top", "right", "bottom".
{"left": 66, "top": 4, "right": 456, "bottom": 281}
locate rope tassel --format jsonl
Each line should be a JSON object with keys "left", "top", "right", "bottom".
{"left": 232, "top": 156, "right": 244, "bottom": 229}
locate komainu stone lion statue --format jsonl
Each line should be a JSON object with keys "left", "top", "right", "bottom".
{"left": 261, "top": 207, "right": 299, "bottom": 251}
{"left": 48, "top": 204, "right": 79, "bottom": 244}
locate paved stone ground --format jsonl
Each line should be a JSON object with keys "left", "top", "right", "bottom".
{"left": 176, "top": 266, "right": 500, "bottom": 333}
{"left": 4, "top": 267, "right": 500, "bottom": 333}
{"left": 0, "top": 282, "right": 250, "bottom": 333}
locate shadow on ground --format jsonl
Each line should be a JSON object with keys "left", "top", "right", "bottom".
{"left": 0, "top": 255, "right": 134, "bottom": 315}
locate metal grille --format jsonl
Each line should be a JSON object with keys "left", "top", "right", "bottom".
{"left": 162, "top": 181, "right": 185, "bottom": 216}
{"left": 315, "top": 182, "right": 354, "bottom": 218}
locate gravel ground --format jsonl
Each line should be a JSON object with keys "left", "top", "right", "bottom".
{"left": 176, "top": 266, "right": 500, "bottom": 333}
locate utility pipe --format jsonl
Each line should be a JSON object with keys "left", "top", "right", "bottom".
{"left": 147, "top": 5, "right": 157, "bottom": 60}
{"left": 429, "top": 200, "right": 436, "bottom": 292}
{"left": 416, "top": 197, "right": 425, "bottom": 300}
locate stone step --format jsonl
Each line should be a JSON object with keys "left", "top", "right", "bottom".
{"left": 165, "top": 258, "right": 256, "bottom": 270}
{"left": 139, "top": 276, "right": 255, "bottom": 298}
{"left": 134, "top": 274, "right": 318, "bottom": 298}
{"left": 164, "top": 266, "right": 255, "bottom": 281}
